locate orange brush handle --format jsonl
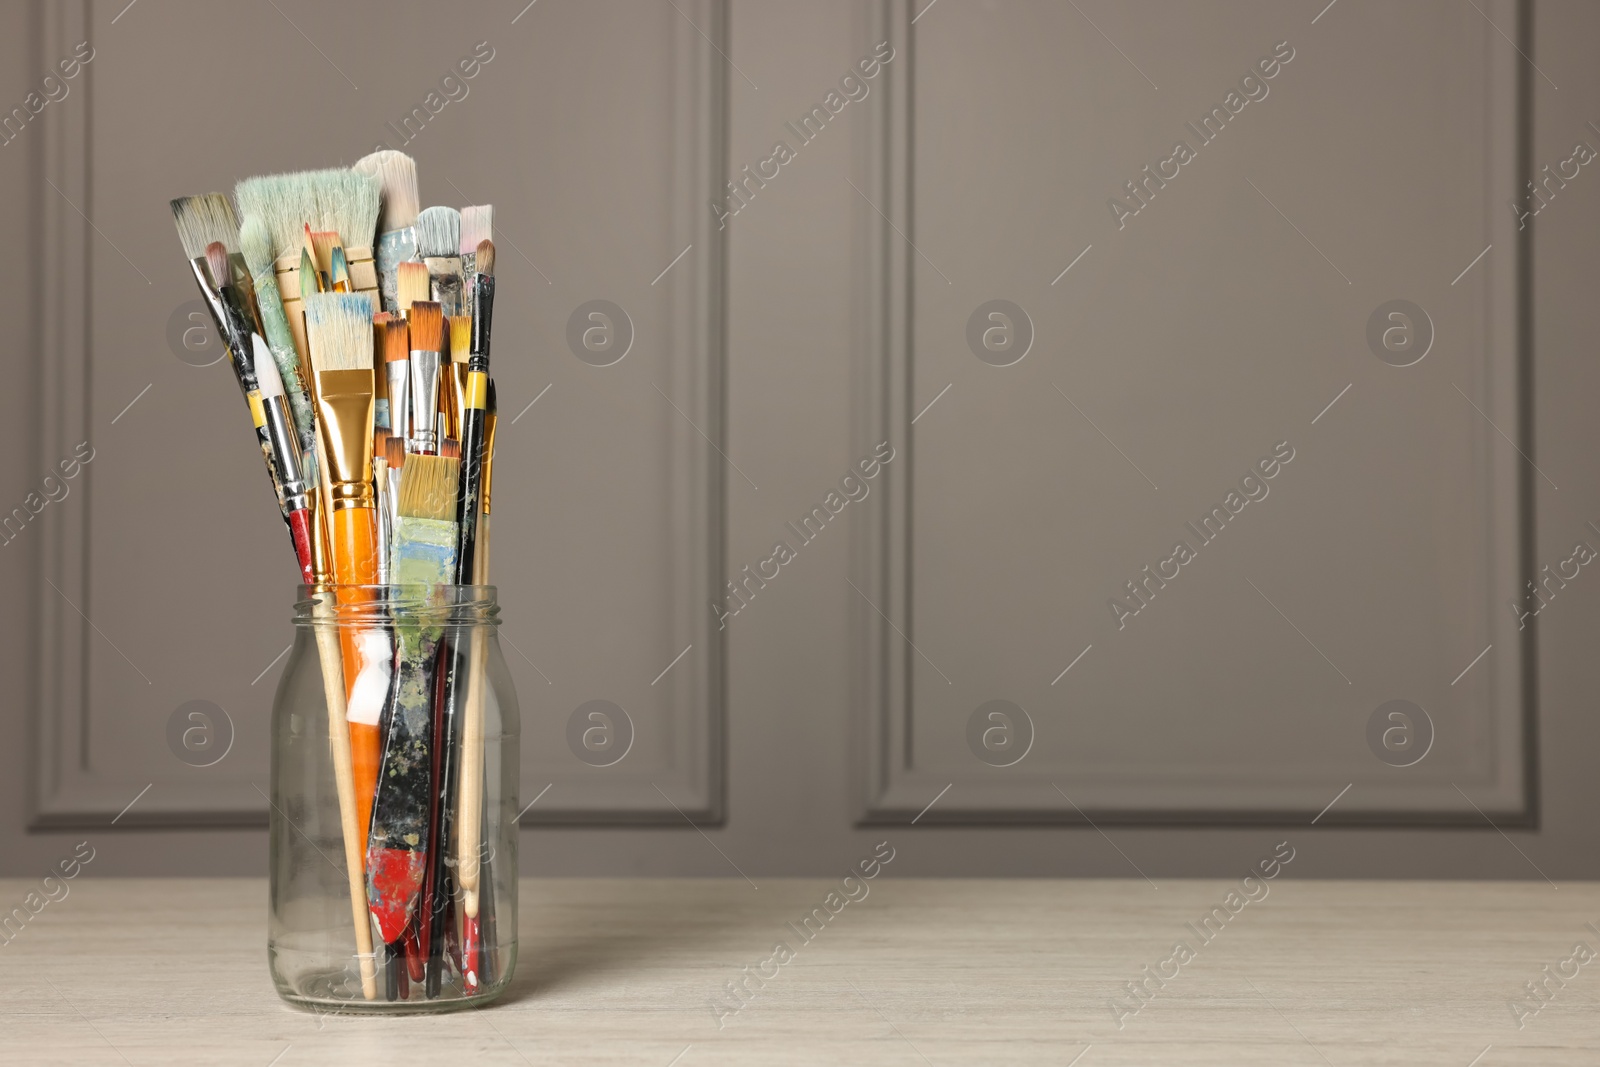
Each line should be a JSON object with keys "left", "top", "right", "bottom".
{"left": 331, "top": 506, "right": 381, "bottom": 838}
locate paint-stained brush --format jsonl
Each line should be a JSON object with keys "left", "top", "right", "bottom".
{"left": 240, "top": 215, "right": 316, "bottom": 450}
{"left": 417, "top": 206, "right": 463, "bottom": 316}
{"left": 366, "top": 453, "right": 459, "bottom": 987}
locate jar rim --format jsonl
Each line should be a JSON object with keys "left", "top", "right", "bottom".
{"left": 291, "top": 584, "right": 500, "bottom": 626}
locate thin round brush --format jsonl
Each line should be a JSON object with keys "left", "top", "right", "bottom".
{"left": 255, "top": 336, "right": 316, "bottom": 586}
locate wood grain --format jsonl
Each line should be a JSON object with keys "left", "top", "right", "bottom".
{"left": 0, "top": 877, "right": 1595, "bottom": 1065}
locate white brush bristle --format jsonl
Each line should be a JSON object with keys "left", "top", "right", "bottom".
{"left": 235, "top": 169, "right": 380, "bottom": 256}
{"left": 253, "top": 335, "right": 285, "bottom": 398}
{"left": 415, "top": 206, "right": 461, "bottom": 259}
{"left": 305, "top": 292, "right": 376, "bottom": 373}
{"left": 352, "top": 150, "right": 419, "bottom": 232}
{"left": 170, "top": 194, "right": 239, "bottom": 260}
{"left": 460, "top": 205, "right": 493, "bottom": 256}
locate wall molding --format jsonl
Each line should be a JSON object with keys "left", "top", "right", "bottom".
{"left": 853, "top": 0, "right": 1534, "bottom": 826}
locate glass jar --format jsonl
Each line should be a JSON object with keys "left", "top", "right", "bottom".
{"left": 268, "top": 585, "right": 519, "bottom": 1012}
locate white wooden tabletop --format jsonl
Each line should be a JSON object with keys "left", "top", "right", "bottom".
{"left": 2, "top": 877, "right": 1594, "bottom": 1065}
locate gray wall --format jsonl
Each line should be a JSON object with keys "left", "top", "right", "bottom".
{"left": 0, "top": 0, "right": 1596, "bottom": 880}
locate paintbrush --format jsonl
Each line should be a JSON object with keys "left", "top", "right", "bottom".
{"left": 240, "top": 215, "right": 316, "bottom": 452}
{"left": 305, "top": 291, "right": 386, "bottom": 845}
{"left": 353, "top": 150, "right": 419, "bottom": 314}
{"left": 444, "top": 315, "right": 472, "bottom": 441}
{"left": 396, "top": 261, "right": 431, "bottom": 314}
{"left": 452, "top": 245, "right": 495, "bottom": 981}
{"left": 384, "top": 318, "right": 411, "bottom": 462}
{"left": 385, "top": 438, "right": 406, "bottom": 552}
{"left": 256, "top": 336, "right": 317, "bottom": 587}
{"left": 460, "top": 205, "right": 492, "bottom": 300}
{"left": 366, "top": 453, "right": 459, "bottom": 994}
{"left": 417, "top": 207, "right": 463, "bottom": 316}
{"left": 405, "top": 302, "right": 444, "bottom": 456}
{"left": 186, "top": 237, "right": 294, "bottom": 524}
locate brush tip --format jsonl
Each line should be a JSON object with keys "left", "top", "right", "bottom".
{"left": 353, "top": 150, "right": 420, "bottom": 230}
{"left": 253, "top": 334, "right": 285, "bottom": 397}
{"left": 475, "top": 240, "right": 495, "bottom": 278}
{"left": 205, "top": 242, "right": 232, "bottom": 289}
{"left": 397, "top": 453, "right": 459, "bottom": 522}
{"left": 305, "top": 292, "right": 377, "bottom": 372}
{"left": 386, "top": 436, "right": 407, "bottom": 469}
{"left": 406, "top": 301, "right": 444, "bottom": 352}
{"left": 396, "top": 261, "right": 432, "bottom": 312}
{"left": 449, "top": 316, "right": 472, "bottom": 362}
{"left": 383, "top": 319, "right": 410, "bottom": 362}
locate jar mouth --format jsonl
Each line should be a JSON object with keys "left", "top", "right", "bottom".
{"left": 292, "top": 584, "right": 500, "bottom": 626}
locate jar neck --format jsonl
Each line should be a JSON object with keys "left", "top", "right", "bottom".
{"left": 292, "top": 584, "right": 500, "bottom": 628}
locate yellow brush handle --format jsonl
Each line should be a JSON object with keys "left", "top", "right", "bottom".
{"left": 312, "top": 593, "right": 378, "bottom": 1000}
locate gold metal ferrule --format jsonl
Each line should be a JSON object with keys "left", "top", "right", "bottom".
{"left": 313, "top": 368, "right": 376, "bottom": 510}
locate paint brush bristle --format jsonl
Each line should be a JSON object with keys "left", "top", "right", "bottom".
{"left": 353, "top": 150, "right": 420, "bottom": 232}
{"left": 406, "top": 302, "right": 444, "bottom": 353}
{"left": 311, "top": 231, "right": 341, "bottom": 274}
{"left": 239, "top": 215, "right": 276, "bottom": 278}
{"left": 205, "top": 242, "right": 233, "bottom": 290}
{"left": 459, "top": 206, "right": 493, "bottom": 255}
{"left": 475, "top": 240, "right": 495, "bottom": 278}
{"left": 385, "top": 319, "right": 410, "bottom": 363}
{"left": 170, "top": 193, "right": 239, "bottom": 260}
{"left": 305, "top": 292, "right": 377, "bottom": 373}
{"left": 254, "top": 335, "right": 285, "bottom": 398}
{"left": 236, "top": 169, "right": 381, "bottom": 254}
{"left": 449, "top": 316, "right": 472, "bottom": 363}
{"left": 298, "top": 247, "right": 320, "bottom": 302}
{"left": 396, "top": 262, "right": 432, "bottom": 312}
{"left": 386, "top": 436, "right": 407, "bottom": 471}
{"left": 416, "top": 207, "right": 461, "bottom": 260}
{"left": 398, "top": 454, "right": 459, "bottom": 523}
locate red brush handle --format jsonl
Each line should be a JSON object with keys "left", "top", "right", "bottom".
{"left": 286, "top": 507, "right": 316, "bottom": 587}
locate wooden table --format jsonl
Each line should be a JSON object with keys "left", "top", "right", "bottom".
{"left": 3, "top": 877, "right": 1596, "bottom": 1065}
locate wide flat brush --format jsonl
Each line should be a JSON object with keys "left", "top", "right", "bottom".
{"left": 353, "top": 150, "right": 419, "bottom": 314}
{"left": 416, "top": 207, "right": 463, "bottom": 316}
{"left": 306, "top": 291, "right": 386, "bottom": 842}
{"left": 366, "top": 454, "right": 458, "bottom": 986}
{"left": 236, "top": 167, "right": 382, "bottom": 341}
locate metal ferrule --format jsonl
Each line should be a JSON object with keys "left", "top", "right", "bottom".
{"left": 386, "top": 360, "right": 410, "bottom": 446}
{"left": 264, "top": 394, "right": 311, "bottom": 514}
{"left": 424, "top": 257, "right": 464, "bottom": 316}
{"left": 312, "top": 368, "right": 376, "bottom": 510}
{"left": 408, "top": 349, "right": 441, "bottom": 453}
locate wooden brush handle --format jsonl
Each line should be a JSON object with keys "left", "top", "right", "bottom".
{"left": 458, "top": 512, "right": 493, "bottom": 917}
{"left": 286, "top": 508, "right": 316, "bottom": 587}
{"left": 312, "top": 594, "right": 378, "bottom": 1001}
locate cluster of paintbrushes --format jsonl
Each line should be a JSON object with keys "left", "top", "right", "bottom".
{"left": 170, "top": 150, "right": 503, "bottom": 1002}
